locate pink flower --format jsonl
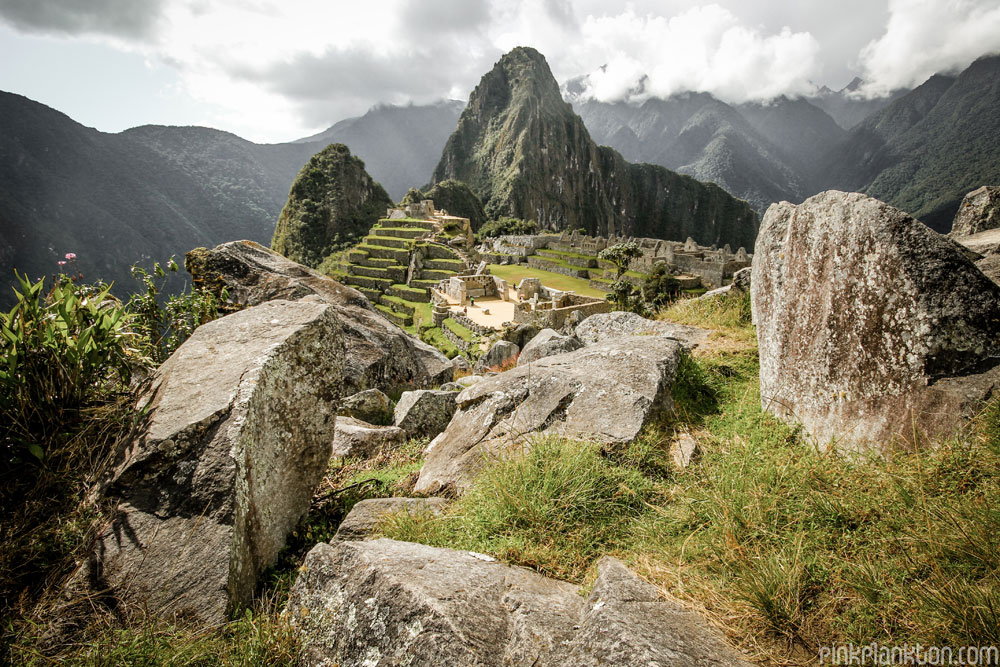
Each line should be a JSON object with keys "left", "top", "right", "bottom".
{"left": 65, "top": 252, "right": 77, "bottom": 260}
{"left": 58, "top": 260, "right": 67, "bottom": 266}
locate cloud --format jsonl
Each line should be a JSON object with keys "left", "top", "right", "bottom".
{"left": 566, "top": 5, "right": 822, "bottom": 104}
{"left": 0, "top": 0, "right": 164, "bottom": 38}
{"left": 857, "top": 0, "right": 1000, "bottom": 95}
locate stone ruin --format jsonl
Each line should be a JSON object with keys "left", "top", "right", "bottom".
{"left": 480, "top": 231, "right": 752, "bottom": 287}
{"left": 385, "top": 199, "right": 474, "bottom": 248}
{"left": 436, "top": 273, "right": 509, "bottom": 306}
{"left": 512, "top": 278, "right": 610, "bottom": 329}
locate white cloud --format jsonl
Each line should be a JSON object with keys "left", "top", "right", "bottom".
{"left": 568, "top": 6, "right": 822, "bottom": 104}
{"left": 857, "top": 0, "right": 1000, "bottom": 95}
{"left": 2, "top": 0, "right": 998, "bottom": 142}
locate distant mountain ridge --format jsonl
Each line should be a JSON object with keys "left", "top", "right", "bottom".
{"left": 0, "top": 95, "right": 461, "bottom": 304}
{"left": 295, "top": 100, "right": 464, "bottom": 201}
{"left": 433, "top": 47, "right": 760, "bottom": 250}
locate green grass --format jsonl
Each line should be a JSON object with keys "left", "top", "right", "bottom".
{"left": 486, "top": 264, "right": 606, "bottom": 298}
{"left": 380, "top": 292, "right": 1000, "bottom": 660}
{"left": 443, "top": 317, "right": 477, "bottom": 343}
{"left": 419, "top": 326, "right": 461, "bottom": 359}
{"left": 535, "top": 248, "right": 599, "bottom": 261}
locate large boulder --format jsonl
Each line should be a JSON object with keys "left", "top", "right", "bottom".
{"left": 416, "top": 337, "right": 682, "bottom": 495}
{"left": 950, "top": 185, "right": 1000, "bottom": 237}
{"left": 331, "top": 417, "right": 407, "bottom": 459}
{"left": 338, "top": 388, "right": 393, "bottom": 425}
{"left": 473, "top": 339, "right": 520, "bottom": 372}
{"left": 753, "top": 191, "right": 1000, "bottom": 450}
{"left": 393, "top": 390, "right": 458, "bottom": 440}
{"left": 954, "top": 228, "right": 1000, "bottom": 286}
{"left": 332, "top": 498, "right": 449, "bottom": 541}
{"left": 186, "top": 241, "right": 453, "bottom": 394}
{"left": 286, "top": 539, "right": 751, "bottom": 667}
{"left": 574, "top": 311, "right": 710, "bottom": 351}
{"left": 516, "top": 328, "right": 583, "bottom": 365}
{"left": 74, "top": 300, "right": 345, "bottom": 625}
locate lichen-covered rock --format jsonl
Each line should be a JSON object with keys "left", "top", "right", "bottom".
{"left": 455, "top": 374, "right": 485, "bottom": 388}
{"left": 753, "top": 191, "right": 1000, "bottom": 450}
{"left": 575, "top": 311, "right": 710, "bottom": 351}
{"left": 331, "top": 417, "right": 407, "bottom": 459}
{"left": 338, "top": 388, "right": 393, "bottom": 425}
{"left": 186, "top": 241, "right": 453, "bottom": 394}
{"left": 731, "top": 266, "right": 752, "bottom": 293}
{"left": 950, "top": 186, "right": 1000, "bottom": 237}
{"left": 517, "top": 328, "right": 583, "bottom": 365}
{"left": 502, "top": 322, "right": 540, "bottom": 349}
{"left": 474, "top": 340, "right": 520, "bottom": 372}
{"left": 332, "top": 498, "right": 449, "bottom": 541}
{"left": 415, "top": 337, "right": 681, "bottom": 495}
{"left": 74, "top": 300, "right": 344, "bottom": 626}
{"left": 393, "top": 390, "right": 458, "bottom": 440}
{"left": 286, "top": 539, "right": 751, "bottom": 667}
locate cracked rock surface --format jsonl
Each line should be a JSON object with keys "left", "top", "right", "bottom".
{"left": 415, "top": 337, "right": 681, "bottom": 495}
{"left": 72, "top": 300, "right": 345, "bottom": 625}
{"left": 287, "top": 538, "right": 752, "bottom": 667}
{"left": 752, "top": 191, "right": 1000, "bottom": 450}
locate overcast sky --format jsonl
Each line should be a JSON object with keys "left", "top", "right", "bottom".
{"left": 1, "top": 0, "right": 998, "bottom": 143}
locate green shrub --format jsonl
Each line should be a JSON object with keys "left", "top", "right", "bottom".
{"left": 128, "top": 258, "right": 225, "bottom": 364}
{"left": 1, "top": 273, "right": 138, "bottom": 464}
{"left": 476, "top": 216, "right": 537, "bottom": 240}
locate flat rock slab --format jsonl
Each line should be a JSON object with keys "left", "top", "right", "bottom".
{"left": 286, "top": 539, "right": 752, "bottom": 667}
{"left": 333, "top": 498, "right": 449, "bottom": 541}
{"left": 575, "top": 311, "right": 710, "bottom": 351}
{"left": 753, "top": 191, "right": 1000, "bottom": 450}
{"left": 74, "top": 300, "right": 345, "bottom": 626}
{"left": 331, "top": 417, "right": 407, "bottom": 459}
{"left": 187, "top": 241, "right": 453, "bottom": 394}
{"left": 415, "top": 337, "right": 682, "bottom": 495}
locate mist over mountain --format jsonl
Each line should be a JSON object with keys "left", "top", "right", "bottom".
{"left": 805, "top": 77, "right": 907, "bottom": 129}
{"left": 821, "top": 54, "right": 1000, "bottom": 231}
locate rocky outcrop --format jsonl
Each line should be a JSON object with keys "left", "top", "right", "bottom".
{"left": 75, "top": 300, "right": 344, "bottom": 625}
{"left": 287, "top": 539, "right": 752, "bottom": 667}
{"left": 950, "top": 186, "right": 1000, "bottom": 237}
{"left": 186, "top": 241, "right": 453, "bottom": 394}
{"left": 575, "top": 311, "right": 711, "bottom": 351}
{"left": 338, "top": 388, "right": 394, "bottom": 425}
{"left": 331, "top": 417, "right": 407, "bottom": 459}
{"left": 473, "top": 340, "right": 520, "bottom": 372}
{"left": 517, "top": 328, "right": 583, "bottom": 365}
{"left": 752, "top": 191, "right": 1000, "bottom": 450}
{"left": 270, "top": 143, "right": 392, "bottom": 267}
{"left": 433, "top": 47, "right": 759, "bottom": 247}
{"left": 393, "top": 390, "right": 458, "bottom": 441}
{"left": 415, "top": 337, "right": 682, "bottom": 495}
{"left": 502, "top": 322, "right": 540, "bottom": 349}
{"left": 332, "top": 498, "right": 449, "bottom": 541}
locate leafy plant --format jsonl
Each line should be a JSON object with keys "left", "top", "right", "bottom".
{"left": 128, "top": 257, "right": 226, "bottom": 364}
{"left": 598, "top": 241, "right": 642, "bottom": 279}
{"left": 476, "top": 216, "right": 538, "bottom": 240}
{"left": 1, "top": 272, "right": 139, "bottom": 464}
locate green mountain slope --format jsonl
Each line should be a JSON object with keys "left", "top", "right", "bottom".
{"left": 295, "top": 101, "right": 463, "bottom": 201}
{"left": 271, "top": 144, "right": 393, "bottom": 267}
{"left": 433, "top": 47, "right": 759, "bottom": 249}
{"left": 0, "top": 91, "right": 322, "bottom": 304}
